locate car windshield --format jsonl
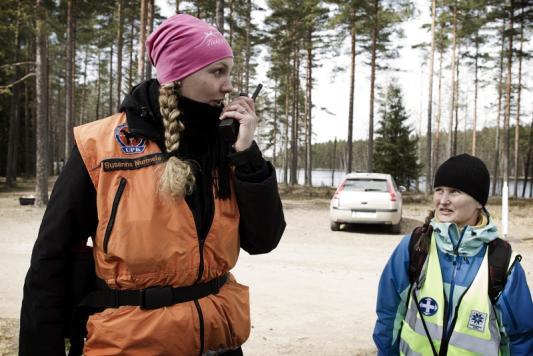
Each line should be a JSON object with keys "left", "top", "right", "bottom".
{"left": 343, "top": 178, "right": 388, "bottom": 192}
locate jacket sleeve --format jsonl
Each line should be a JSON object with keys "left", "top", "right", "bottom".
{"left": 19, "top": 146, "right": 98, "bottom": 356}
{"left": 495, "top": 260, "right": 533, "bottom": 355}
{"left": 373, "top": 235, "right": 413, "bottom": 356}
{"left": 228, "top": 141, "right": 286, "bottom": 255}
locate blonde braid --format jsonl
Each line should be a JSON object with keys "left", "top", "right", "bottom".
{"left": 158, "top": 82, "right": 195, "bottom": 198}
{"left": 415, "top": 209, "right": 435, "bottom": 252}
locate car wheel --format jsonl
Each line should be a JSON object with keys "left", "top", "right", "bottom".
{"left": 391, "top": 222, "right": 401, "bottom": 234}
{"left": 330, "top": 222, "right": 340, "bottom": 231}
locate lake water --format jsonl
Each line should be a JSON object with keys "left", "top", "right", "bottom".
{"left": 275, "top": 168, "right": 533, "bottom": 198}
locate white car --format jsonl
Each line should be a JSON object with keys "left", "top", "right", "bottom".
{"left": 329, "top": 172, "right": 405, "bottom": 233}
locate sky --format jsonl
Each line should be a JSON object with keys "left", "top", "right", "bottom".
{"left": 155, "top": 0, "right": 532, "bottom": 144}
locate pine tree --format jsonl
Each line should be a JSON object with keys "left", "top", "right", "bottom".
{"left": 374, "top": 82, "right": 420, "bottom": 188}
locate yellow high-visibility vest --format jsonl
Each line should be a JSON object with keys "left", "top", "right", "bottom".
{"left": 399, "top": 234, "right": 502, "bottom": 355}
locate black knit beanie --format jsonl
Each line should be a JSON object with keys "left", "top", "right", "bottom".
{"left": 433, "top": 154, "right": 490, "bottom": 206}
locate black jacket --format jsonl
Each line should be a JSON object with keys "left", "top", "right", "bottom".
{"left": 19, "top": 80, "right": 286, "bottom": 356}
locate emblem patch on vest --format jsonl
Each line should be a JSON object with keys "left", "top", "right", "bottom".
{"left": 114, "top": 123, "right": 146, "bottom": 154}
{"left": 418, "top": 297, "right": 438, "bottom": 316}
{"left": 467, "top": 310, "right": 487, "bottom": 332}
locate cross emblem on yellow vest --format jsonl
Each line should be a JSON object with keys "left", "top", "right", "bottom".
{"left": 418, "top": 297, "right": 438, "bottom": 316}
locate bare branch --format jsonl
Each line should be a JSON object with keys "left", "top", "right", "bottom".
{"left": 0, "top": 61, "right": 35, "bottom": 70}
{"left": 0, "top": 73, "right": 36, "bottom": 93}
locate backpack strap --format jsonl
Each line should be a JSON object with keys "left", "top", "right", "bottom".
{"left": 487, "top": 238, "right": 514, "bottom": 303}
{"left": 408, "top": 225, "right": 433, "bottom": 284}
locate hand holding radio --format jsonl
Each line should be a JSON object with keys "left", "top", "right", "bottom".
{"left": 219, "top": 84, "right": 262, "bottom": 151}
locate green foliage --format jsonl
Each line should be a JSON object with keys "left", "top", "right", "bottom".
{"left": 374, "top": 81, "right": 421, "bottom": 188}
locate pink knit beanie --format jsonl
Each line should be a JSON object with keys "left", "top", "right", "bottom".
{"left": 146, "top": 14, "right": 233, "bottom": 85}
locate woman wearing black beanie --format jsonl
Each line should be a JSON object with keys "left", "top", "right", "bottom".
{"left": 373, "top": 154, "right": 533, "bottom": 355}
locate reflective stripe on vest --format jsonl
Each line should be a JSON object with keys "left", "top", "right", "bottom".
{"left": 399, "top": 233, "right": 501, "bottom": 355}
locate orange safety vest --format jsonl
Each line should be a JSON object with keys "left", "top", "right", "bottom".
{"left": 74, "top": 113, "right": 250, "bottom": 355}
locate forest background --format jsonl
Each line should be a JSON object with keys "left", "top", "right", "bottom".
{"left": 0, "top": 0, "right": 532, "bottom": 206}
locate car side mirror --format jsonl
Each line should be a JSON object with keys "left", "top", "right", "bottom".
{"left": 399, "top": 186, "right": 406, "bottom": 193}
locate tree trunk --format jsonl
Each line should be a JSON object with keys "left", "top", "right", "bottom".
{"left": 452, "top": 49, "right": 460, "bottom": 156}
{"left": 6, "top": 76, "right": 20, "bottom": 187}
{"left": 35, "top": 0, "right": 49, "bottom": 206}
{"left": 54, "top": 85, "right": 62, "bottom": 167}
{"left": 492, "top": 20, "right": 506, "bottom": 196}
{"left": 145, "top": 0, "right": 154, "bottom": 79}
{"left": 290, "top": 44, "right": 299, "bottom": 186}
{"left": 25, "top": 35, "right": 35, "bottom": 179}
{"left": 513, "top": 6, "right": 523, "bottom": 198}
{"left": 472, "top": 38, "right": 479, "bottom": 156}
{"left": 64, "top": 0, "right": 75, "bottom": 160}
{"left": 6, "top": 0, "right": 22, "bottom": 187}
{"left": 109, "top": 42, "right": 114, "bottom": 115}
{"left": 283, "top": 76, "right": 290, "bottom": 185}
{"left": 216, "top": 0, "right": 224, "bottom": 33}
{"left": 368, "top": 0, "right": 378, "bottom": 172}
{"left": 432, "top": 45, "right": 444, "bottom": 172}
{"left": 128, "top": 10, "right": 135, "bottom": 91}
{"left": 116, "top": 0, "right": 125, "bottom": 111}
{"left": 24, "top": 77, "right": 31, "bottom": 178}
{"left": 462, "top": 92, "right": 468, "bottom": 153}
{"left": 273, "top": 80, "right": 278, "bottom": 167}
{"left": 80, "top": 45, "right": 89, "bottom": 124}
{"left": 426, "top": 0, "right": 436, "bottom": 192}
{"left": 523, "top": 117, "right": 533, "bottom": 198}
{"left": 331, "top": 137, "right": 337, "bottom": 186}
{"left": 48, "top": 76, "right": 54, "bottom": 173}
{"left": 175, "top": 0, "right": 180, "bottom": 13}
{"left": 347, "top": 23, "right": 356, "bottom": 173}
{"left": 228, "top": 0, "right": 234, "bottom": 47}
{"left": 244, "top": 0, "right": 251, "bottom": 93}
{"left": 503, "top": 0, "right": 514, "bottom": 184}
{"left": 304, "top": 30, "right": 313, "bottom": 186}
{"left": 447, "top": 2, "right": 457, "bottom": 158}
{"left": 96, "top": 51, "right": 102, "bottom": 119}
{"left": 137, "top": 0, "right": 148, "bottom": 82}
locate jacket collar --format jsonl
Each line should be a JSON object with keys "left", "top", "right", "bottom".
{"left": 430, "top": 213, "right": 499, "bottom": 256}
{"left": 118, "top": 79, "right": 225, "bottom": 157}
{"left": 119, "top": 79, "right": 165, "bottom": 151}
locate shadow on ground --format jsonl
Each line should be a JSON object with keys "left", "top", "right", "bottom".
{"left": 336, "top": 217, "right": 424, "bottom": 236}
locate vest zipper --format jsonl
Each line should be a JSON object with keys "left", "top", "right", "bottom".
{"left": 439, "top": 282, "right": 472, "bottom": 356}
{"left": 194, "top": 193, "right": 215, "bottom": 284}
{"left": 443, "top": 225, "right": 467, "bottom": 339}
{"left": 103, "top": 177, "right": 127, "bottom": 254}
{"left": 193, "top": 299, "right": 205, "bottom": 356}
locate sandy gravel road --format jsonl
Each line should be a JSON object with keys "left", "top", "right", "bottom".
{"left": 1, "top": 193, "right": 532, "bottom": 355}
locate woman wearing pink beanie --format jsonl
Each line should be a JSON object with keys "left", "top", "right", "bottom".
{"left": 20, "top": 14, "right": 285, "bottom": 356}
